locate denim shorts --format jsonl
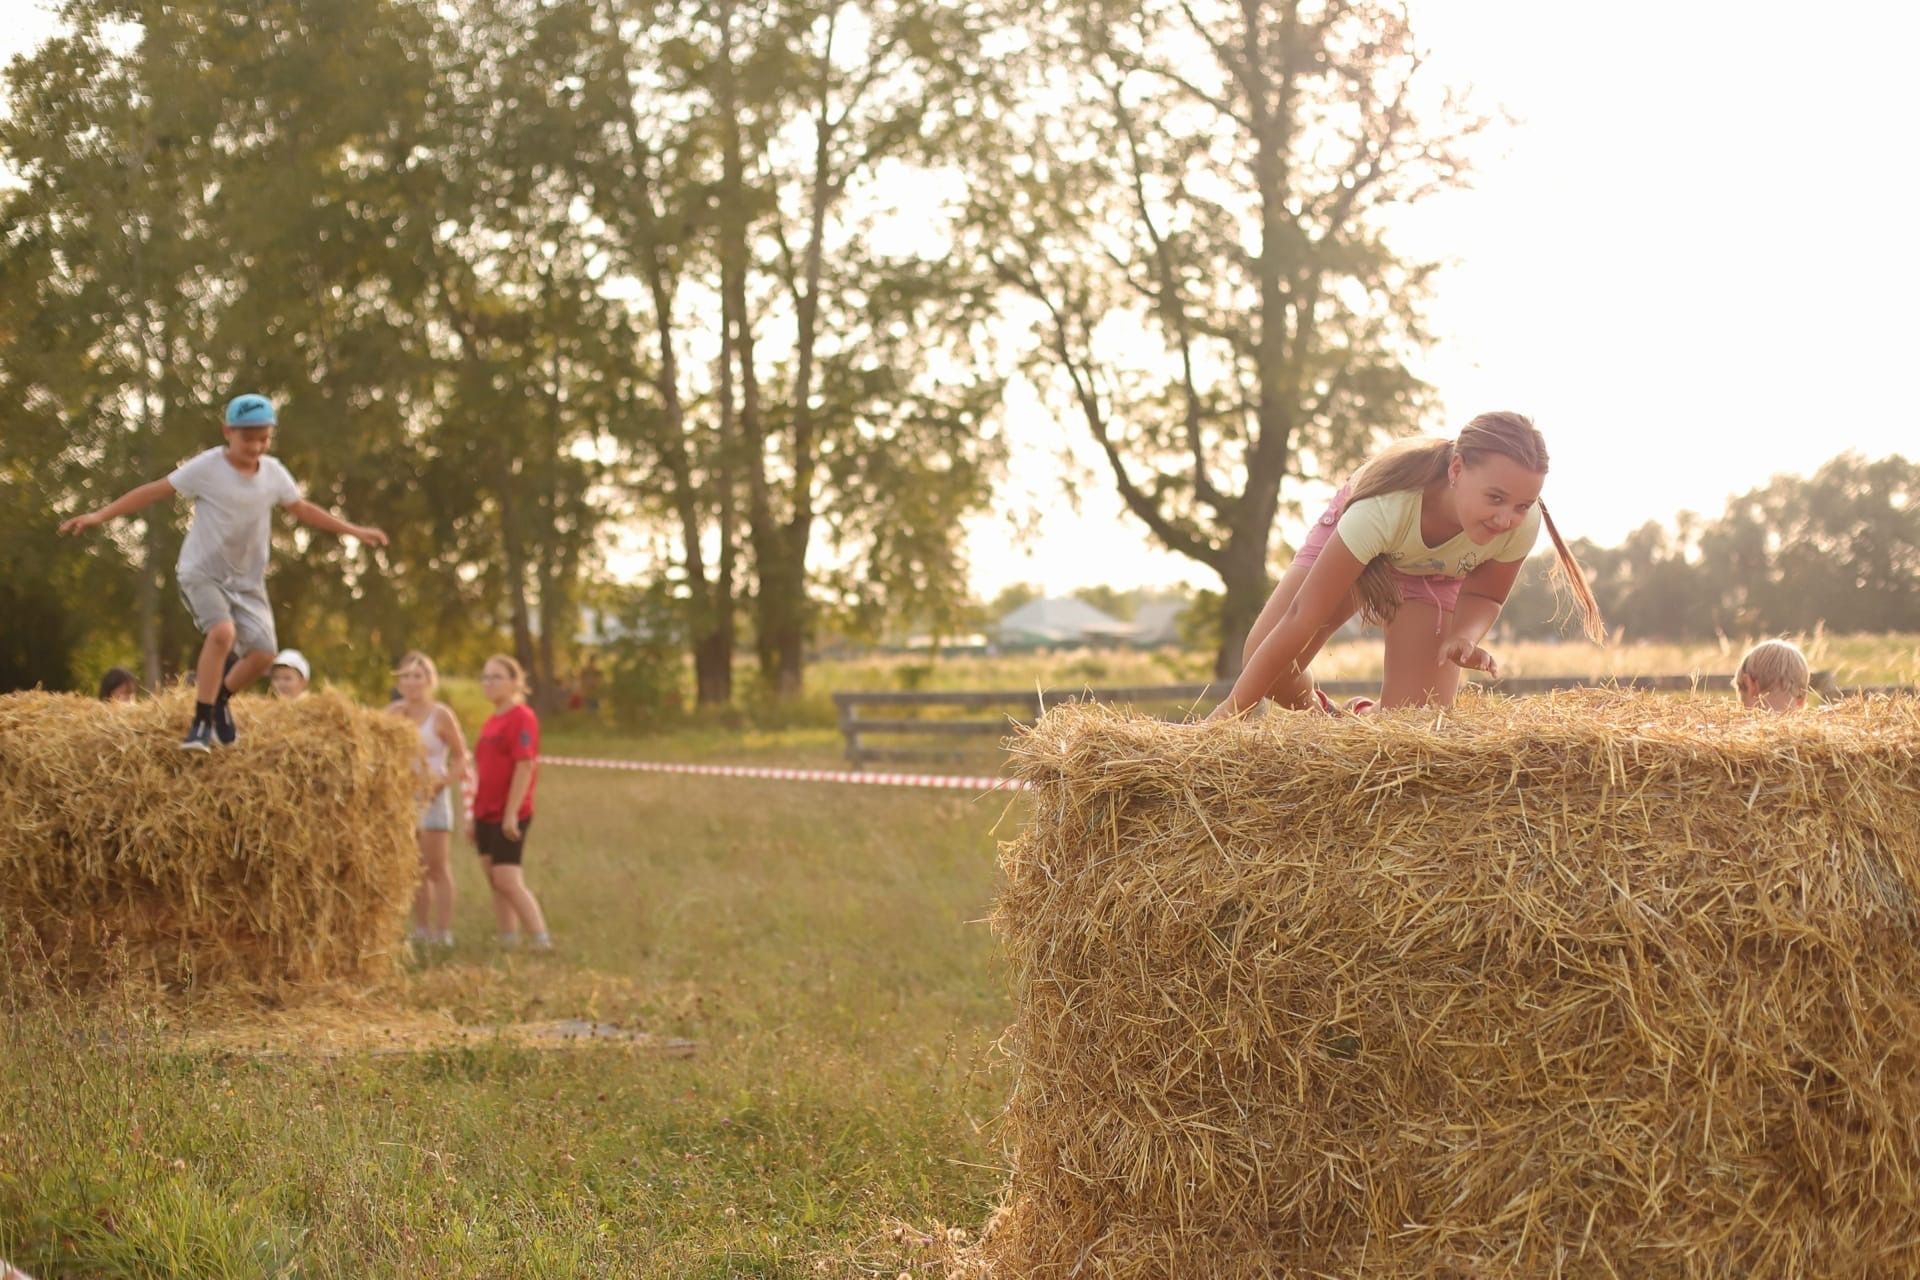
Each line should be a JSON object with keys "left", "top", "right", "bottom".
{"left": 419, "top": 789, "right": 453, "bottom": 832}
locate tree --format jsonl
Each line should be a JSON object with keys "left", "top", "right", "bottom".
{"left": 972, "top": 0, "right": 1484, "bottom": 675}
{"left": 585, "top": 0, "right": 1006, "bottom": 702}
{"left": 1702, "top": 454, "right": 1920, "bottom": 636}
{"left": 412, "top": 0, "right": 641, "bottom": 710}
{"left": 196, "top": 0, "right": 455, "bottom": 691}
{"left": 713, "top": 0, "right": 1007, "bottom": 696}
{"left": 1, "top": 0, "right": 236, "bottom": 685}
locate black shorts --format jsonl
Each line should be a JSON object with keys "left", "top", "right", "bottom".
{"left": 474, "top": 817, "right": 532, "bottom": 866}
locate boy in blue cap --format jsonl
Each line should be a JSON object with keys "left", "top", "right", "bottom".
{"left": 59, "top": 393, "right": 388, "bottom": 750}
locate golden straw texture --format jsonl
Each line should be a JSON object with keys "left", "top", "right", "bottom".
{"left": 0, "top": 690, "right": 421, "bottom": 991}
{"left": 986, "top": 692, "right": 1920, "bottom": 1278}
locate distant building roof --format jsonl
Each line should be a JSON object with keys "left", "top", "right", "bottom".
{"left": 1129, "top": 599, "right": 1188, "bottom": 646}
{"left": 996, "top": 597, "right": 1133, "bottom": 646}
{"left": 576, "top": 606, "right": 649, "bottom": 647}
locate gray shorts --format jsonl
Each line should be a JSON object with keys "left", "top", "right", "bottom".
{"left": 419, "top": 789, "right": 453, "bottom": 832}
{"left": 177, "top": 573, "right": 277, "bottom": 656}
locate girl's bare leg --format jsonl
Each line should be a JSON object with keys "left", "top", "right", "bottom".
{"left": 419, "top": 829, "right": 455, "bottom": 937}
{"left": 481, "top": 857, "right": 517, "bottom": 937}
{"left": 488, "top": 864, "right": 549, "bottom": 939}
{"left": 1380, "top": 603, "right": 1465, "bottom": 708}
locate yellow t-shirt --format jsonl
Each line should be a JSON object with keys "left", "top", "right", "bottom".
{"left": 1334, "top": 488, "right": 1542, "bottom": 578}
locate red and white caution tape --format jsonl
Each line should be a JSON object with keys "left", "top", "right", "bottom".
{"left": 538, "top": 754, "right": 1029, "bottom": 793}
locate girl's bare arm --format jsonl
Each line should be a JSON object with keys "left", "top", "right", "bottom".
{"left": 58, "top": 478, "right": 175, "bottom": 533}
{"left": 1211, "top": 538, "right": 1368, "bottom": 718}
{"left": 439, "top": 705, "right": 470, "bottom": 787}
{"left": 1441, "top": 557, "right": 1525, "bottom": 675}
{"left": 502, "top": 760, "right": 535, "bottom": 833}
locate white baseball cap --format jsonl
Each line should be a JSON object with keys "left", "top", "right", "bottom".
{"left": 271, "top": 649, "right": 311, "bottom": 681}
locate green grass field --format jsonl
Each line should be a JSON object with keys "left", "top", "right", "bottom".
{"left": 6, "top": 633, "right": 1919, "bottom": 1277}
{"left": 0, "top": 739, "right": 1013, "bottom": 1278}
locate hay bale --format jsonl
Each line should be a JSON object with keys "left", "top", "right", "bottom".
{"left": 0, "top": 689, "right": 421, "bottom": 991}
{"left": 989, "top": 692, "right": 1920, "bottom": 1278}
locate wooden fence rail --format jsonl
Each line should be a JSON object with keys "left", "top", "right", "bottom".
{"left": 832, "top": 671, "right": 1913, "bottom": 769}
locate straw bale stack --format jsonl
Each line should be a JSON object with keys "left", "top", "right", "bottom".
{"left": 988, "top": 692, "right": 1920, "bottom": 1278}
{"left": 0, "top": 690, "right": 422, "bottom": 991}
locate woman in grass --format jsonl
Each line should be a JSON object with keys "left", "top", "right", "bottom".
{"left": 1209, "top": 412, "right": 1605, "bottom": 717}
{"left": 389, "top": 651, "right": 467, "bottom": 948}
{"left": 467, "top": 655, "right": 551, "bottom": 950}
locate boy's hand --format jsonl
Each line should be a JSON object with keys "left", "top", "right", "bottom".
{"left": 354, "top": 524, "right": 389, "bottom": 547}
{"left": 1439, "top": 637, "right": 1498, "bottom": 678}
{"left": 58, "top": 510, "right": 105, "bottom": 535}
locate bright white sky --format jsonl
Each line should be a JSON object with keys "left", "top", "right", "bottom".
{"left": 8, "top": 2, "right": 1917, "bottom": 600}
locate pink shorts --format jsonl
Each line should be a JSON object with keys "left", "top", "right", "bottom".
{"left": 1295, "top": 485, "right": 1462, "bottom": 622}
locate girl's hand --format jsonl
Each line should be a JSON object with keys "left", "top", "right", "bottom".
{"left": 354, "top": 524, "right": 390, "bottom": 547}
{"left": 428, "top": 770, "right": 448, "bottom": 798}
{"left": 1439, "top": 637, "right": 1498, "bottom": 678}
{"left": 463, "top": 819, "right": 476, "bottom": 845}
{"left": 502, "top": 815, "right": 521, "bottom": 842}
{"left": 59, "top": 510, "right": 104, "bottom": 535}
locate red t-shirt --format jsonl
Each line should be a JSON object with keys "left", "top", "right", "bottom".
{"left": 472, "top": 702, "right": 539, "bottom": 822}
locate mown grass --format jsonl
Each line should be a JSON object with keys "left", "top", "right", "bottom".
{"left": 1, "top": 746, "right": 1016, "bottom": 1278}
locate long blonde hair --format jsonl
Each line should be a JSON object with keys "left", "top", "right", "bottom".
{"left": 1344, "top": 412, "right": 1604, "bottom": 642}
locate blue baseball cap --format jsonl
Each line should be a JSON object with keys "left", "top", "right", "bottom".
{"left": 225, "top": 394, "right": 277, "bottom": 427}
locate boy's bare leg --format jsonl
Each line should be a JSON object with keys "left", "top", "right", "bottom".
{"left": 224, "top": 648, "right": 275, "bottom": 695}
{"left": 194, "top": 622, "right": 237, "bottom": 703}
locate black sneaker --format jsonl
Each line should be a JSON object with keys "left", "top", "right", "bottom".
{"left": 212, "top": 697, "right": 238, "bottom": 746}
{"left": 180, "top": 719, "right": 213, "bottom": 753}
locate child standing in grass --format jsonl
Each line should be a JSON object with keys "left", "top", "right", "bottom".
{"left": 468, "top": 655, "right": 551, "bottom": 950}
{"left": 1208, "top": 412, "right": 1605, "bottom": 718}
{"left": 57, "top": 394, "right": 387, "bottom": 750}
{"left": 1734, "top": 639, "right": 1810, "bottom": 712}
{"left": 390, "top": 651, "right": 467, "bottom": 948}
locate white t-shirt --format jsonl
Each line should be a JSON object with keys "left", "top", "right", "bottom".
{"left": 1335, "top": 488, "right": 1541, "bottom": 578}
{"left": 168, "top": 448, "right": 302, "bottom": 584}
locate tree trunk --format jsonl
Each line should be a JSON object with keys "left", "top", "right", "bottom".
{"left": 715, "top": 0, "right": 775, "bottom": 701}
{"left": 1214, "top": 539, "right": 1270, "bottom": 680}
{"left": 754, "top": 18, "right": 836, "bottom": 701}
{"left": 139, "top": 518, "right": 163, "bottom": 688}
{"left": 612, "top": 46, "right": 730, "bottom": 709}
{"left": 496, "top": 459, "right": 539, "bottom": 682}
